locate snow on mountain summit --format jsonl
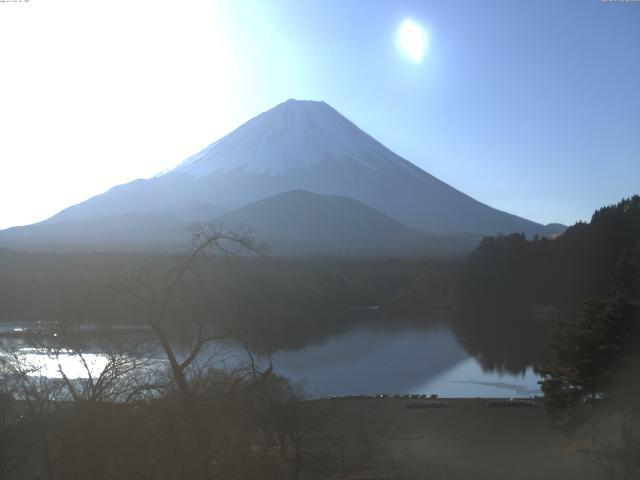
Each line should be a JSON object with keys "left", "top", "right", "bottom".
{"left": 172, "top": 99, "right": 421, "bottom": 177}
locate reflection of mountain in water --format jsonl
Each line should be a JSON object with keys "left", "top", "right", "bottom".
{"left": 272, "top": 324, "right": 468, "bottom": 396}
{"left": 450, "top": 380, "right": 540, "bottom": 396}
{"left": 268, "top": 320, "right": 542, "bottom": 397}
{"left": 1, "top": 318, "right": 543, "bottom": 397}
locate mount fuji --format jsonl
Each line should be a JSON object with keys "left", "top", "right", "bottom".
{"left": 0, "top": 99, "right": 557, "bottom": 254}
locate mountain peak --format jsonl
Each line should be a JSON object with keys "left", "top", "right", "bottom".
{"left": 282, "top": 98, "right": 326, "bottom": 106}
{"left": 171, "top": 99, "right": 415, "bottom": 177}
{"left": 267, "top": 98, "right": 335, "bottom": 119}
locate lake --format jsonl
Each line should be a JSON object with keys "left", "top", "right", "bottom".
{"left": 1, "top": 318, "right": 542, "bottom": 398}
{"left": 269, "top": 321, "right": 541, "bottom": 398}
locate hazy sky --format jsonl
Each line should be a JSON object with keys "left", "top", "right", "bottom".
{"left": 1, "top": 0, "right": 638, "bottom": 229}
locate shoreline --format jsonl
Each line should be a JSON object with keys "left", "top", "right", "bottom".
{"left": 319, "top": 396, "right": 602, "bottom": 479}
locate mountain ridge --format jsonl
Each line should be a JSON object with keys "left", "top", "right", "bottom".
{"left": 0, "top": 189, "right": 480, "bottom": 256}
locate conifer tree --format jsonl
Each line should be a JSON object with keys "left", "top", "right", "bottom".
{"left": 538, "top": 243, "right": 640, "bottom": 479}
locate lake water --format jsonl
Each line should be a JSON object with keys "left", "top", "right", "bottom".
{"left": 0, "top": 320, "right": 542, "bottom": 398}
{"left": 269, "top": 322, "right": 541, "bottom": 398}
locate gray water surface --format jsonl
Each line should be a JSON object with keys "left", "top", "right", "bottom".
{"left": 270, "top": 323, "right": 541, "bottom": 398}
{"left": 1, "top": 321, "right": 541, "bottom": 398}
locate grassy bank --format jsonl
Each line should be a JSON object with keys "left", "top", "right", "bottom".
{"left": 324, "top": 398, "right": 604, "bottom": 480}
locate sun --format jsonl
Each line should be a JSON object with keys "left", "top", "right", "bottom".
{"left": 397, "top": 18, "right": 428, "bottom": 63}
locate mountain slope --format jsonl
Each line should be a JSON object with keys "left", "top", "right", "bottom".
{"left": 0, "top": 204, "right": 224, "bottom": 251}
{"left": 214, "top": 189, "right": 443, "bottom": 255}
{"left": 166, "top": 99, "right": 550, "bottom": 235}
{"left": 0, "top": 190, "right": 478, "bottom": 255}
{"left": 0, "top": 99, "right": 556, "bottom": 253}
{"left": 43, "top": 99, "right": 551, "bottom": 236}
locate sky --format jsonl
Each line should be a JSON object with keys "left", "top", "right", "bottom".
{"left": 0, "top": 0, "right": 638, "bottom": 229}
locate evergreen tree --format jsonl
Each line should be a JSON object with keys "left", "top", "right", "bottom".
{"left": 538, "top": 243, "right": 640, "bottom": 479}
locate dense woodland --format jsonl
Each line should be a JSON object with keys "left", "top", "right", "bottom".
{"left": 455, "top": 195, "right": 640, "bottom": 372}
{"left": 0, "top": 250, "right": 458, "bottom": 351}
{"left": 538, "top": 243, "right": 640, "bottom": 479}
{"left": 459, "top": 196, "right": 640, "bottom": 313}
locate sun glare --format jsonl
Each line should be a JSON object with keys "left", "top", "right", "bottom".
{"left": 397, "top": 18, "right": 428, "bottom": 63}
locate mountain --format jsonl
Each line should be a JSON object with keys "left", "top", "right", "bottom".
{"left": 0, "top": 190, "right": 478, "bottom": 255}
{"left": 0, "top": 99, "right": 555, "bottom": 253}
{"left": 545, "top": 223, "right": 568, "bottom": 236}
{"left": 167, "top": 99, "right": 552, "bottom": 235}
{"left": 0, "top": 204, "right": 224, "bottom": 251}
{"left": 214, "top": 190, "right": 477, "bottom": 255}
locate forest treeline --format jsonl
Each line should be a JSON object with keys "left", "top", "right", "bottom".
{"left": 536, "top": 242, "right": 640, "bottom": 479}
{"left": 460, "top": 195, "right": 640, "bottom": 311}
{"left": 456, "top": 195, "right": 640, "bottom": 372}
{"left": 0, "top": 250, "right": 459, "bottom": 351}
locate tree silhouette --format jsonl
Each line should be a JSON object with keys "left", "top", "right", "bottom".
{"left": 538, "top": 243, "right": 640, "bottom": 480}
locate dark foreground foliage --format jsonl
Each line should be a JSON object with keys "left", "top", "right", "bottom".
{"left": 456, "top": 195, "right": 640, "bottom": 372}
{"left": 0, "top": 251, "right": 459, "bottom": 352}
{"left": 459, "top": 195, "right": 640, "bottom": 313}
{"left": 0, "top": 224, "right": 386, "bottom": 480}
{"left": 0, "top": 354, "right": 381, "bottom": 480}
{"left": 538, "top": 244, "right": 640, "bottom": 480}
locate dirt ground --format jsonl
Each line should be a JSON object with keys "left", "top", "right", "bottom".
{"left": 328, "top": 398, "right": 621, "bottom": 480}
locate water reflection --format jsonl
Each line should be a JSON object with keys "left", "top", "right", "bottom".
{"left": 451, "top": 306, "right": 553, "bottom": 375}
{"left": 270, "top": 322, "right": 541, "bottom": 397}
{"left": 1, "top": 319, "right": 542, "bottom": 397}
{"left": 19, "top": 348, "right": 109, "bottom": 379}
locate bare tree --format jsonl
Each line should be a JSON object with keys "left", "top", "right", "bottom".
{"left": 53, "top": 342, "right": 161, "bottom": 404}
{"left": 115, "top": 223, "right": 265, "bottom": 404}
{"left": 0, "top": 349, "right": 66, "bottom": 480}
{"left": 112, "top": 223, "right": 266, "bottom": 478}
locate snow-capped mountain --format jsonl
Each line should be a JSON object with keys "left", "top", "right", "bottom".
{"left": 0, "top": 99, "right": 555, "bottom": 253}
{"left": 174, "top": 99, "right": 421, "bottom": 178}
{"left": 164, "top": 98, "right": 549, "bottom": 235}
